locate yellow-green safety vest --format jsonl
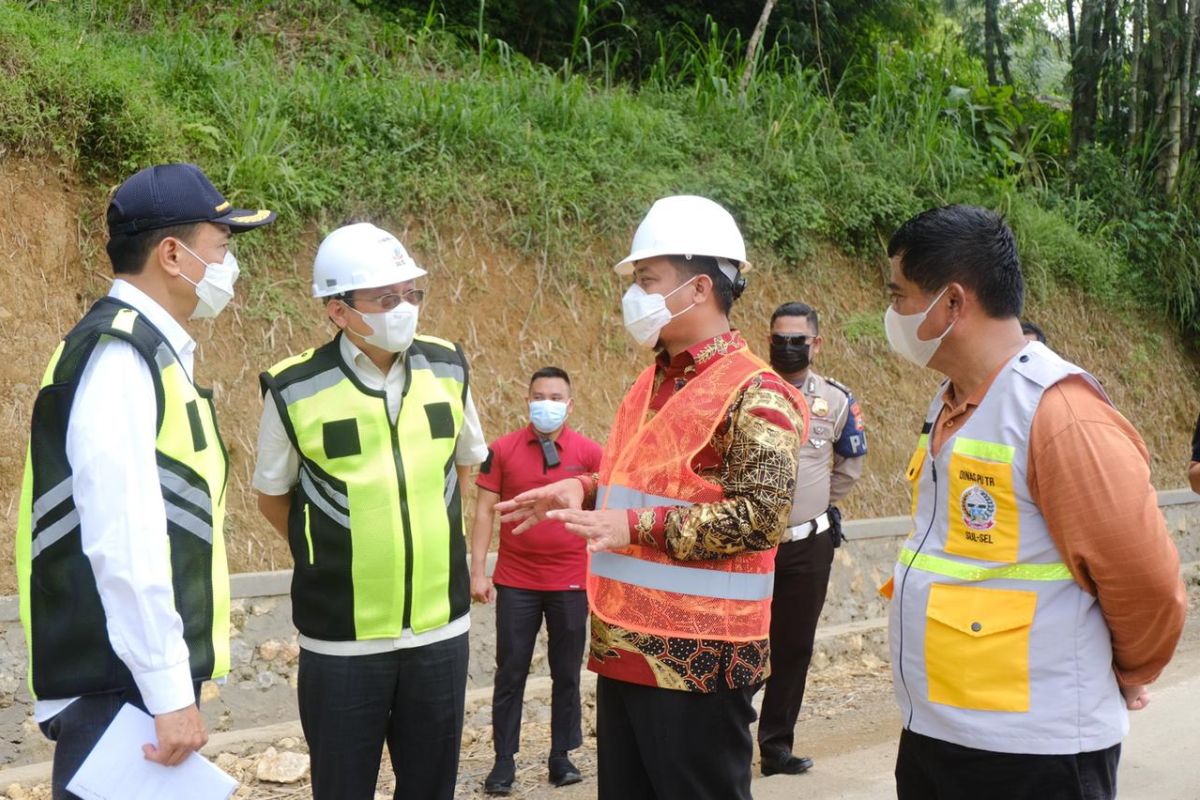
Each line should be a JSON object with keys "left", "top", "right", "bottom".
{"left": 16, "top": 298, "right": 230, "bottom": 700}
{"left": 260, "top": 333, "right": 471, "bottom": 641}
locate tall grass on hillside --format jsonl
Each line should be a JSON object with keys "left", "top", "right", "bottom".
{"left": 0, "top": 0, "right": 1190, "bottom": 334}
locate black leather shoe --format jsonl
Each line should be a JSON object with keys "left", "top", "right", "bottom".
{"left": 484, "top": 756, "right": 515, "bottom": 795}
{"left": 761, "top": 752, "right": 814, "bottom": 776}
{"left": 548, "top": 754, "right": 583, "bottom": 787}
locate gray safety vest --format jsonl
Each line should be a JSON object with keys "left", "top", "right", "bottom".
{"left": 889, "top": 342, "right": 1127, "bottom": 755}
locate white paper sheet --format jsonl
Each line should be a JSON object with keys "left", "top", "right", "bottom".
{"left": 66, "top": 704, "right": 237, "bottom": 800}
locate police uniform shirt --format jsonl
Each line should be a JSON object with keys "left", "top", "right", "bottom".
{"left": 37, "top": 280, "right": 200, "bottom": 723}
{"left": 788, "top": 371, "right": 867, "bottom": 525}
{"left": 252, "top": 334, "right": 488, "bottom": 655}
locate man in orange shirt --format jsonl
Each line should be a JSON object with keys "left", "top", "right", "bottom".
{"left": 883, "top": 204, "right": 1186, "bottom": 800}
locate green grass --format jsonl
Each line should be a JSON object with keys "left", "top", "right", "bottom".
{"left": 0, "top": 0, "right": 1189, "bottom": 334}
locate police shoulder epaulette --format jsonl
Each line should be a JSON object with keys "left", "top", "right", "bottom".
{"left": 825, "top": 376, "right": 854, "bottom": 397}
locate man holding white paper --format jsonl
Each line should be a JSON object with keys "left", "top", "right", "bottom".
{"left": 15, "top": 164, "right": 274, "bottom": 797}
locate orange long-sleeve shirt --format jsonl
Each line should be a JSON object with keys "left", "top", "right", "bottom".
{"left": 931, "top": 374, "right": 1187, "bottom": 687}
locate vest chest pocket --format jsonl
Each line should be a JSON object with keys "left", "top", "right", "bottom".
{"left": 424, "top": 402, "right": 455, "bottom": 439}
{"left": 323, "top": 419, "right": 362, "bottom": 459}
{"left": 905, "top": 439, "right": 927, "bottom": 523}
{"left": 925, "top": 583, "right": 1037, "bottom": 712}
{"left": 946, "top": 446, "right": 1019, "bottom": 563}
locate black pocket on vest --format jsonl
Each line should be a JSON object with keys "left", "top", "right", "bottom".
{"left": 323, "top": 418, "right": 362, "bottom": 458}
{"left": 185, "top": 400, "right": 207, "bottom": 451}
{"left": 424, "top": 402, "right": 454, "bottom": 439}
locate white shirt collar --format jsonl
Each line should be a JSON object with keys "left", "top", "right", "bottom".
{"left": 108, "top": 279, "right": 197, "bottom": 376}
{"left": 338, "top": 332, "right": 403, "bottom": 386}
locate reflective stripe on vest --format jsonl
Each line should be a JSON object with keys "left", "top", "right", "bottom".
{"left": 898, "top": 547, "right": 1073, "bottom": 583}
{"left": 590, "top": 550, "right": 774, "bottom": 600}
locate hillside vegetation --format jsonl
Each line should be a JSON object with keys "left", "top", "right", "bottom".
{"left": 0, "top": 1, "right": 1198, "bottom": 590}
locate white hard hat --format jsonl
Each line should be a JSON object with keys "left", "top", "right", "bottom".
{"left": 312, "top": 222, "right": 427, "bottom": 298}
{"left": 614, "top": 195, "right": 752, "bottom": 278}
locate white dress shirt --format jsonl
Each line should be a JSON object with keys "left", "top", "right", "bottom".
{"left": 38, "top": 280, "right": 199, "bottom": 722}
{"left": 252, "top": 334, "right": 488, "bottom": 655}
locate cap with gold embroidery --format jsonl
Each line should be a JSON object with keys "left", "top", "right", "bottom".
{"left": 106, "top": 163, "right": 276, "bottom": 237}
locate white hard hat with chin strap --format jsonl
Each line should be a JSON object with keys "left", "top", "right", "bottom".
{"left": 312, "top": 222, "right": 427, "bottom": 298}
{"left": 614, "top": 196, "right": 752, "bottom": 292}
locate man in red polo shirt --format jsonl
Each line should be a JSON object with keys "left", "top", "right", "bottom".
{"left": 470, "top": 366, "right": 603, "bottom": 795}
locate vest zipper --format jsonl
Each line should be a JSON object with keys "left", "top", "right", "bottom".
{"left": 897, "top": 458, "right": 938, "bottom": 731}
{"left": 390, "top": 421, "right": 415, "bottom": 631}
{"left": 303, "top": 504, "right": 315, "bottom": 565}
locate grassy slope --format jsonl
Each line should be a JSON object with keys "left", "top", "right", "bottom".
{"left": 0, "top": 2, "right": 1197, "bottom": 592}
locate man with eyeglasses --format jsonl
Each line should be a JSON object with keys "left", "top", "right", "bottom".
{"left": 253, "top": 222, "right": 488, "bottom": 799}
{"left": 757, "top": 301, "right": 867, "bottom": 777}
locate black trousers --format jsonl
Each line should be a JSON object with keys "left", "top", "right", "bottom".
{"left": 298, "top": 633, "right": 469, "bottom": 800}
{"left": 492, "top": 585, "right": 589, "bottom": 757}
{"left": 596, "top": 675, "right": 757, "bottom": 800}
{"left": 757, "top": 530, "right": 834, "bottom": 757}
{"left": 896, "top": 729, "right": 1121, "bottom": 800}
{"left": 39, "top": 682, "right": 202, "bottom": 800}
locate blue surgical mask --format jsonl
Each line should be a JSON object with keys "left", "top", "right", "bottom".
{"left": 529, "top": 400, "right": 568, "bottom": 434}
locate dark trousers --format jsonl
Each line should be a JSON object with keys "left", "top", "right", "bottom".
{"left": 896, "top": 729, "right": 1121, "bottom": 800}
{"left": 492, "top": 585, "right": 588, "bottom": 757}
{"left": 596, "top": 675, "right": 757, "bottom": 800}
{"left": 298, "top": 633, "right": 469, "bottom": 800}
{"left": 757, "top": 530, "right": 834, "bottom": 757}
{"left": 39, "top": 682, "right": 202, "bottom": 800}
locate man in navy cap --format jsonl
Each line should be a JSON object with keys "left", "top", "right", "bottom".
{"left": 15, "top": 163, "right": 273, "bottom": 798}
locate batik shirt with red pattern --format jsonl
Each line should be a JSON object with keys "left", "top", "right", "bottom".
{"left": 578, "top": 331, "right": 807, "bottom": 693}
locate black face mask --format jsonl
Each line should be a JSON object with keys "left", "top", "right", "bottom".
{"left": 770, "top": 340, "right": 811, "bottom": 374}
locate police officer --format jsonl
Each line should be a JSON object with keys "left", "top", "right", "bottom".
{"left": 253, "top": 223, "right": 488, "bottom": 800}
{"left": 757, "top": 301, "right": 867, "bottom": 776}
{"left": 17, "top": 163, "right": 273, "bottom": 798}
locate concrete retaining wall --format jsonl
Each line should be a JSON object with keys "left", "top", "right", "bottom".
{"left": 0, "top": 490, "right": 1195, "bottom": 768}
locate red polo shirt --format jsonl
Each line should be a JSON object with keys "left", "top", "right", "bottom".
{"left": 476, "top": 424, "right": 603, "bottom": 591}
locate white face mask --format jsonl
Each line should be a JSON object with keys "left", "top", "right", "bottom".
{"left": 349, "top": 302, "right": 419, "bottom": 353}
{"left": 883, "top": 286, "right": 954, "bottom": 368}
{"left": 529, "top": 399, "right": 569, "bottom": 434}
{"left": 178, "top": 242, "right": 239, "bottom": 320}
{"left": 621, "top": 276, "right": 698, "bottom": 348}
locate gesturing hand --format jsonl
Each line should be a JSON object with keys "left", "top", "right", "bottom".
{"left": 495, "top": 478, "right": 585, "bottom": 535}
{"left": 548, "top": 508, "right": 632, "bottom": 553}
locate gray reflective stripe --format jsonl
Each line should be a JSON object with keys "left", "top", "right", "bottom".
{"left": 300, "top": 469, "right": 352, "bottom": 528}
{"left": 279, "top": 367, "right": 344, "bottom": 406}
{"left": 154, "top": 343, "right": 175, "bottom": 371}
{"left": 444, "top": 466, "right": 458, "bottom": 508}
{"left": 158, "top": 467, "right": 212, "bottom": 519}
{"left": 30, "top": 509, "right": 80, "bottom": 559}
{"left": 165, "top": 501, "right": 213, "bottom": 544}
{"left": 590, "top": 551, "right": 774, "bottom": 601}
{"left": 301, "top": 466, "right": 350, "bottom": 514}
{"left": 31, "top": 477, "right": 74, "bottom": 527}
{"left": 408, "top": 353, "right": 465, "bottom": 384}
{"left": 597, "top": 484, "right": 693, "bottom": 510}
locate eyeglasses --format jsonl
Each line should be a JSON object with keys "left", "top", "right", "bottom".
{"left": 771, "top": 333, "right": 813, "bottom": 346}
{"left": 344, "top": 288, "right": 426, "bottom": 310}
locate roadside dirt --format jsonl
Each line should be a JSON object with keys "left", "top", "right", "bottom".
{"left": 2, "top": 155, "right": 1200, "bottom": 595}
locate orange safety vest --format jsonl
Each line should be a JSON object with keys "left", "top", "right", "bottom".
{"left": 589, "top": 347, "right": 786, "bottom": 642}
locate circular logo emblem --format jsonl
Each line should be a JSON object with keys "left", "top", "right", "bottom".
{"left": 960, "top": 485, "right": 997, "bottom": 531}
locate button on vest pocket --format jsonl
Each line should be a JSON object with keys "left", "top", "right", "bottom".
{"left": 924, "top": 583, "right": 1037, "bottom": 712}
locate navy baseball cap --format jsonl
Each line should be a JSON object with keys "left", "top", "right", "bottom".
{"left": 107, "top": 163, "right": 276, "bottom": 237}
